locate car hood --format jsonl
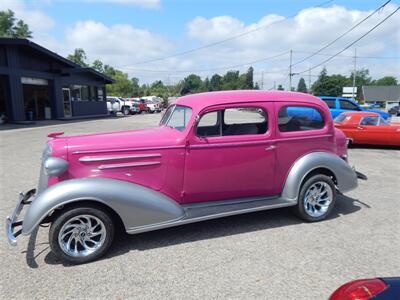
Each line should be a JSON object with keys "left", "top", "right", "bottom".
{"left": 58, "top": 126, "right": 185, "bottom": 154}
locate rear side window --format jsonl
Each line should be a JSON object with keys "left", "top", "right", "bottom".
{"left": 278, "top": 106, "right": 324, "bottom": 132}
{"left": 340, "top": 100, "right": 359, "bottom": 110}
{"left": 360, "top": 116, "right": 379, "bottom": 126}
{"left": 322, "top": 99, "right": 336, "bottom": 108}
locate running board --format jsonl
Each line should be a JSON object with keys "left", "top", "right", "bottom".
{"left": 126, "top": 196, "right": 296, "bottom": 235}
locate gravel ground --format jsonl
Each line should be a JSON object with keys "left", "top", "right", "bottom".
{"left": 1, "top": 113, "right": 399, "bottom": 299}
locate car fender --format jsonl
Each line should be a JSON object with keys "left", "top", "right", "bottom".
{"left": 22, "top": 178, "right": 185, "bottom": 235}
{"left": 281, "top": 151, "right": 358, "bottom": 202}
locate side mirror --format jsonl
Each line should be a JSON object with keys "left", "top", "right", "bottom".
{"left": 195, "top": 115, "right": 200, "bottom": 124}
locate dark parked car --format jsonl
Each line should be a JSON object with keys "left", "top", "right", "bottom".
{"left": 388, "top": 105, "right": 400, "bottom": 116}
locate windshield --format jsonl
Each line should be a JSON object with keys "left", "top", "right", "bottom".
{"left": 334, "top": 114, "right": 348, "bottom": 124}
{"left": 160, "top": 105, "right": 192, "bottom": 131}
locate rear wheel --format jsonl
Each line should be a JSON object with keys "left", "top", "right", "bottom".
{"left": 122, "top": 107, "right": 130, "bottom": 116}
{"left": 294, "top": 174, "right": 336, "bottom": 222}
{"left": 49, "top": 205, "right": 115, "bottom": 264}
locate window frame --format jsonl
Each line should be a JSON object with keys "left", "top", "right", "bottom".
{"left": 195, "top": 105, "right": 269, "bottom": 139}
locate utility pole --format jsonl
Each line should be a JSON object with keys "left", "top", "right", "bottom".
{"left": 352, "top": 48, "right": 357, "bottom": 100}
{"left": 273, "top": 81, "right": 276, "bottom": 90}
{"left": 261, "top": 71, "right": 264, "bottom": 90}
{"left": 289, "top": 50, "right": 293, "bottom": 91}
{"left": 308, "top": 68, "right": 311, "bottom": 94}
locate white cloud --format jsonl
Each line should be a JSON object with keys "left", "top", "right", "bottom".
{"left": 185, "top": 4, "right": 400, "bottom": 89}
{"left": 63, "top": 21, "right": 176, "bottom": 68}
{"left": 0, "top": 0, "right": 55, "bottom": 33}
{"left": 84, "top": 0, "right": 160, "bottom": 9}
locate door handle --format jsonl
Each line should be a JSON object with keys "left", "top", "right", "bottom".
{"left": 265, "top": 145, "right": 276, "bottom": 151}
{"left": 357, "top": 126, "right": 364, "bottom": 130}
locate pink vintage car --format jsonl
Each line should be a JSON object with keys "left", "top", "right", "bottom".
{"left": 6, "top": 91, "right": 365, "bottom": 264}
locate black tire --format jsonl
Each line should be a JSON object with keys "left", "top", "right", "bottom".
{"left": 49, "top": 205, "right": 115, "bottom": 264}
{"left": 122, "top": 107, "right": 130, "bottom": 116}
{"left": 294, "top": 174, "right": 336, "bottom": 222}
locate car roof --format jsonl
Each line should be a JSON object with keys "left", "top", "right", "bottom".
{"left": 175, "top": 90, "right": 322, "bottom": 111}
{"left": 319, "top": 96, "right": 356, "bottom": 102}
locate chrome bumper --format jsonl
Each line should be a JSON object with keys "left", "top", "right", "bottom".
{"left": 5, "top": 189, "right": 36, "bottom": 246}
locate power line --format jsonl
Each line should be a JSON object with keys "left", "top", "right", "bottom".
{"left": 292, "top": 0, "right": 392, "bottom": 67}
{"left": 114, "top": 0, "right": 334, "bottom": 68}
{"left": 120, "top": 51, "right": 289, "bottom": 73}
{"left": 295, "top": 6, "right": 400, "bottom": 74}
{"left": 293, "top": 50, "right": 400, "bottom": 59}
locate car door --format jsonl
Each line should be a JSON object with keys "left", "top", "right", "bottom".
{"left": 183, "top": 103, "right": 276, "bottom": 204}
{"left": 339, "top": 99, "right": 361, "bottom": 114}
{"left": 357, "top": 116, "right": 393, "bottom": 145}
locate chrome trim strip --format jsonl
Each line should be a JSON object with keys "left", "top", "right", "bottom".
{"left": 189, "top": 140, "right": 269, "bottom": 149}
{"left": 80, "top": 153, "right": 161, "bottom": 163}
{"left": 98, "top": 161, "right": 160, "bottom": 170}
{"left": 276, "top": 134, "right": 333, "bottom": 142}
{"left": 73, "top": 145, "right": 185, "bottom": 155}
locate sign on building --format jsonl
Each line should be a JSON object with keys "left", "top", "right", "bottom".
{"left": 342, "top": 87, "right": 357, "bottom": 98}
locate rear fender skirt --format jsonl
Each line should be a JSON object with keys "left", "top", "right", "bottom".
{"left": 22, "top": 178, "right": 184, "bottom": 235}
{"left": 281, "top": 151, "right": 358, "bottom": 202}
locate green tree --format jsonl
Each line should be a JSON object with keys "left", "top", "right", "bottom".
{"left": 181, "top": 74, "right": 203, "bottom": 95}
{"left": 297, "top": 77, "right": 308, "bottom": 93}
{"left": 372, "top": 76, "right": 398, "bottom": 86}
{"left": 106, "top": 70, "right": 133, "bottom": 97}
{"left": 245, "top": 66, "right": 254, "bottom": 89}
{"left": 0, "top": 9, "right": 32, "bottom": 38}
{"left": 312, "top": 68, "right": 350, "bottom": 97}
{"left": 67, "top": 48, "right": 88, "bottom": 67}
{"left": 222, "top": 70, "right": 240, "bottom": 90}
{"left": 277, "top": 84, "right": 284, "bottom": 91}
{"left": 209, "top": 74, "right": 223, "bottom": 91}
{"left": 91, "top": 59, "right": 104, "bottom": 73}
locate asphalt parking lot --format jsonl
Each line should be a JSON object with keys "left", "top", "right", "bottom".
{"left": 1, "top": 113, "right": 399, "bottom": 299}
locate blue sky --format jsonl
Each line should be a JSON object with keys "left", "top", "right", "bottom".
{"left": 2, "top": 0, "right": 400, "bottom": 87}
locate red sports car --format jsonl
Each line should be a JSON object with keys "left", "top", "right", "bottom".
{"left": 334, "top": 112, "right": 400, "bottom": 146}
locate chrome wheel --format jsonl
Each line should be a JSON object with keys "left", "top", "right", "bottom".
{"left": 303, "top": 181, "right": 333, "bottom": 218}
{"left": 58, "top": 214, "right": 106, "bottom": 258}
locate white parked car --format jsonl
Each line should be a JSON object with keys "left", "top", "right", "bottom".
{"left": 107, "top": 97, "right": 138, "bottom": 115}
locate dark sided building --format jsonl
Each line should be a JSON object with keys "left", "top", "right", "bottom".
{"left": 0, "top": 38, "right": 113, "bottom": 123}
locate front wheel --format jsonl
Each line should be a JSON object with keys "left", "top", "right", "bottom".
{"left": 294, "top": 174, "right": 336, "bottom": 222}
{"left": 49, "top": 205, "right": 115, "bottom": 264}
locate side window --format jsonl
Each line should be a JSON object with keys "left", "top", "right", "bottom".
{"left": 322, "top": 99, "right": 336, "bottom": 108}
{"left": 360, "top": 116, "right": 379, "bottom": 126}
{"left": 278, "top": 106, "right": 324, "bottom": 132}
{"left": 340, "top": 100, "right": 359, "bottom": 110}
{"left": 196, "top": 111, "right": 220, "bottom": 137}
{"left": 196, "top": 107, "right": 268, "bottom": 137}
{"left": 223, "top": 108, "right": 267, "bottom": 136}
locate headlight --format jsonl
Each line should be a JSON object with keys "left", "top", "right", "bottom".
{"left": 44, "top": 157, "right": 69, "bottom": 177}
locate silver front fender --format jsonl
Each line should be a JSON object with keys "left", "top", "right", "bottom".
{"left": 281, "top": 151, "right": 358, "bottom": 202}
{"left": 22, "top": 178, "right": 185, "bottom": 235}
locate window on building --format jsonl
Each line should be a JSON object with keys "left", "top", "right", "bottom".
{"left": 90, "top": 86, "right": 97, "bottom": 101}
{"left": 70, "top": 85, "right": 81, "bottom": 101}
{"left": 80, "top": 86, "right": 90, "bottom": 101}
{"left": 278, "top": 106, "right": 324, "bottom": 132}
{"left": 97, "top": 87, "right": 104, "bottom": 101}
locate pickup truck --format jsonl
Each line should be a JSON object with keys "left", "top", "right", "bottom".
{"left": 319, "top": 96, "right": 390, "bottom": 120}
{"left": 107, "top": 97, "right": 139, "bottom": 115}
